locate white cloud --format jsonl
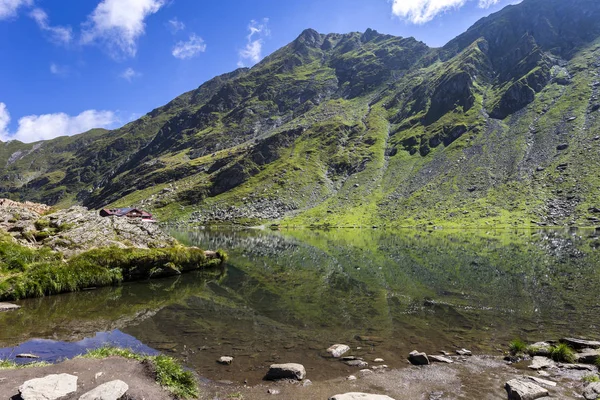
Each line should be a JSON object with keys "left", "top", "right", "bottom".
{"left": 50, "top": 63, "right": 69, "bottom": 77}
{"left": 238, "top": 18, "right": 270, "bottom": 67}
{"left": 0, "top": 0, "right": 32, "bottom": 20}
{"left": 120, "top": 67, "right": 141, "bottom": 81}
{"left": 81, "top": 0, "right": 165, "bottom": 58}
{"left": 172, "top": 34, "right": 206, "bottom": 59}
{"left": 29, "top": 8, "right": 73, "bottom": 44}
{"left": 392, "top": 0, "right": 501, "bottom": 24}
{"left": 167, "top": 17, "right": 185, "bottom": 34}
{"left": 0, "top": 102, "right": 117, "bottom": 143}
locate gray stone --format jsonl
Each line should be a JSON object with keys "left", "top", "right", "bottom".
{"left": 528, "top": 356, "right": 554, "bottom": 370}
{"left": 561, "top": 338, "right": 600, "bottom": 349}
{"left": 529, "top": 343, "right": 552, "bottom": 357}
{"left": 267, "top": 388, "right": 280, "bottom": 395}
{"left": 359, "top": 369, "right": 374, "bottom": 376}
{"left": 558, "top": 363, "right": 595, "bottom": 371}
{"left": 526, "top": 376, "right": 557, "bottom": 387}
{"left": 429, "top": 355, "right": 453, "bottom": 364}
{"left": 19, "top": 374, "right": 78, "bottom": 400}
{"left": 265, "top": 363, "right": 306, "bottom": 381}
{"left": 329, "top": 394, "right": 396, "bottom": 400}
{"left": 373, "top": 358, "right": 385, "bottom": 363}
{"left": 576, "top": 349, "right": 600, "bottom": 364}
{"left": 505, "top": 379, "right": 549, "bottom": 400}
{"left": 327, "top": 344, "right": 350, "bottom": 358}
{"left": 0, "top": 302, "right": 20, "bottom": 312}
{"left": 16, "top": 353, "right": 39, "bottom": 359}
{"left": 408, "top": 350, "right": 429, "bottom": 366}
{"left": 218, "top": 356, "right": 233, "bottom": 365}
{"left": 79, "top": 380, "right": 129, "bottom": 400}
{"left": 456, "top": 348, "right": 472, "bottom": 356}
{"left": 345, "top": 360, "right": 369, "bottom": 368}
{"left": 584, "top": 381, "right": 600, "bottom": 400}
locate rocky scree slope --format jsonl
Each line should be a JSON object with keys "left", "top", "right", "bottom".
{"left": 2, "top": 0, "right": 600, "bottom": 227}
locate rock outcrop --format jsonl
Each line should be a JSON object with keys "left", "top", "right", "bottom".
{"left": 19, "top": 374, "right": 78, "bottom": 400}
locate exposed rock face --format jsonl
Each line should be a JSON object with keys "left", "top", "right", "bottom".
{"left": 79, "top": 380, "right": 129, "bottom": 400}
{"left": 329, "top": 394, "right": 395, "bottom": 400}
{"left": 505, "top": 379, "right": 549, "bottom": 400}
{"left": 19, "top": 374, "right": 78, "bottom": 400}
{"left": 327, "top": 344, "right": 351, "bottom": 358}
{"left": 408, "top": 350, "right": 430, "bottom": 366}
{"left": 264, "top": 363, "right": 306, "bottom": 381}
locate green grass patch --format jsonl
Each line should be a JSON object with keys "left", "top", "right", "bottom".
{"left": 0, "top": 359, "right": 50, "bottom": 370}
{"left": 583, "top": 374, "right": 600, "bottom": 383}
{"left": 83, "top": 347, "right": 198, "bottom": 399}
{"left": 549, "top": 343, "right": 576, "bottom": 363}
{"left": 509, "top": 339, "right": 528, "bottom": 354}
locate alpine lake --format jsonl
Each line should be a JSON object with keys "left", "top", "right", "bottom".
{"left": 1, "top": 227, "right": 600, "bottom": 384}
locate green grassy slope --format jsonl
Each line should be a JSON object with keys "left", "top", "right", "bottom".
{"left": 2, "top": 0, "right": 600, "bottom": 227}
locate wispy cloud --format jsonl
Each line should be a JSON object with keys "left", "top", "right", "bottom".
{"left": 172, "top": 34, "right": 206, "bottom": 59}
{"left": 81, "top": 0, "right": 165, "bottom": 58}
{"left": 0, "top": 102, "right": 118, "bottom": 143}
{"left": 50, "top": 62, "right": 69, "bottom": 77}
{"left": 392, "top": 0, "right": 501, "bottom": 24}
{"left": 29, "top": 8, "right": 72, "bottom": 45}
{"left": 167, "top": 17, "right": 185, "bottom": 34}
{"left": 0, "top": 0, "right": 32, "bottom": 20}
{"left": 237, "top": 18, "right": 270, "bottom": 67}
{"left": 120, "top": 67, "right": 141, "bottom": 81}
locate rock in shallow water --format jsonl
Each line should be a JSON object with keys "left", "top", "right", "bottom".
{"left": 218, "top": 356, "right": 234, "bottom": 365}
{"left": 0, "top": 302, "right": 20, "bottom": 312}
{"left": 329, "top": 393, "right": 396, "bottom": 400}
{"left": 327, "top": 344, "right": 351, "bottom": 358}
{"left": 505, "top": 379, "right": 549, "bottom": 400}
{"left": 264, "top": 363, "right": 306, "bottom": 381}
{"left": 79, "top": 380, "right": 129, "bottom": 400}
{"left": 561, "top": 338, "right": 600, "bottom": 350}
{"left": 528, "top": 356, "right": 554, "bottom": 370}
{"left": 19, "top": 374, "right": 78, "bottom": 400}
{"left": 408, "top": 350, "right": 429, "bottom": 366}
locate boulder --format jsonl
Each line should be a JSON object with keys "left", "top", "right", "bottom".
{"left": 218, "top": 356, "right": 234, "bottom": 365}
{"left": 408, "top": 351, "right": 429, "bottom": 366}
{"left": 265, "top": 363, "right": 306, "bottom": 381}
{"left": 79, "top": 380, "right": 129, "bottom": 400}
{"left": 327, "top": 344, "right": 351, "bottom": 358}
{"left": 528, "top": 356, "right": 554, "bottom": 370}
{"left": 19, "top": 374, "right": 78, "bottom": 400}
{"left": 584, "top": 381, "right": 600, "bottom": 400}
{"left": 329, "top": 394, "right": 396, "bottom": 400}
{"left": 561, "top": 338, "right": 600, "bottom": 350}
{"left": 505, "top": 379, "right": 549, "bottom": 400}
{"left": 429, "top": 355, "right": 453, "bottom": 364}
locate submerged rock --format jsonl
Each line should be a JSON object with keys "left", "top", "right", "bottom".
{"left": 505, "top": 379, "right": 549, "bottom": 400}
{"left": 408, "top": 351, "right": 429, "bottom": 366}
{"left": 327, "top": 344, "right": 351, "bottom": 358}
{"left": 19, "top": 374, "right": 78, "bottom": 400}
{"left": 329, "top": 394, "right": 396, "bottom": 400}
{"left": 79, "top": 380, "right": 129, "bottom": 400}
{"left": 264, "top": 363, "right": 306, "bottom": 381}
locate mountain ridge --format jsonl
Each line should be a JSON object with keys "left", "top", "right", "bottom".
{"left": 3, "top": 0, "right": 600, "bottom": 228}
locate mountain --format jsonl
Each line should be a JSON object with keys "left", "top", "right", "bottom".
{"left": 3, "top": 0, "right": 600, "bottom": 227}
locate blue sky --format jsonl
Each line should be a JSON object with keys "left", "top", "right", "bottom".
{"left": 0, "top": 0, "right": 520, "bottom": 143}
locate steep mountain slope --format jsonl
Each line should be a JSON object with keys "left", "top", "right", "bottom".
{"left": 2, "top": 0, "right": 600, "bottom": 227}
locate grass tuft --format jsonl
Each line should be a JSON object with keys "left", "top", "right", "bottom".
{"left": 549, "top": 343, "right": 576, "bottom": 363}
{"left": 584, "top": 374, "right": 600, "bottom": 383}
{"left": 509, "top": 339, "right": 528, "bottom": 354}
{"left": 0, "top": 359, "right": 50, "bottom": 370}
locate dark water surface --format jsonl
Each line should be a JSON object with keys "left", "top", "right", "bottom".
{"left": 1, "top": 228, "right": 600, "bottom": 383}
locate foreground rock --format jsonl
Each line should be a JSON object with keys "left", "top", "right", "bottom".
{"left": 264, "top": 363, "right": 306, "bottom": 381}
{"left": 329, "top": 394, "right": 396, "bottom": 400}
{"left": 505, "top": 379, "right": 549, "bottom": 400}
{"left": 0, "top": 302, "right": 20, "bottom": 312}
{"left": 79, "top": 380, "right": 129, "bottom": 400}
{"left": 408, "top": 351, "right": 429, "bottom": 366}
{"left": 584, "top": 381, "right": 600, "bottom": 400}
{"left": 529, "top": 357, "right": 554, "bottom": 370}
{"left": 19, "top": 374, "right": 78, "bottom": 400}
{"left": 327, "top": 344, "right": 351, "bottom": 358}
